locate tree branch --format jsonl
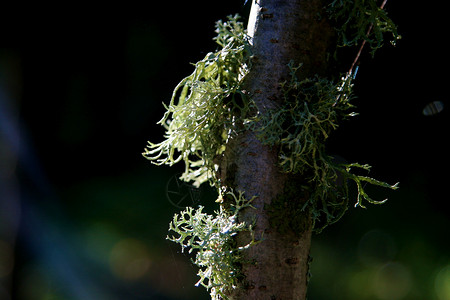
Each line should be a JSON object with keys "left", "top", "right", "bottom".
{"left": 221, "top": 0, "right": 335, "bottom": 298}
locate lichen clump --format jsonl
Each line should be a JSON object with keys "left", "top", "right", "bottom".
{"left": 143, "top": 15, "right": 252, "bottom": 187}
{"left": 167, "top": 190, "right": 257, "bottom": 299}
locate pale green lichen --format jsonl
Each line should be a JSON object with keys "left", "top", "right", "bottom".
{"left": 145, "top": 16, "right": 257, "bottom": 299}
{"left": 254, "top": 61, "right": 398, "bottom": 232}
{"left": 143, "top": 15, "right": 252, "bottom": 187}
{"left": 253, "top": 61, "right": 356, "bottom": 176}
{"left": 167, "top": 189, "right": 258, "bottom": 300}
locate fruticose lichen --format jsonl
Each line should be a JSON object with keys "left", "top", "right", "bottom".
{"left": 143, "top": 15, "right": 252, "bottom": 187}
{"left": 144, "top": 6, "right": 399, "bottom": 298}
{"left": 253, "top": 61, "right": 398, "bottom": 232}
{"left": 145, "top": 16, "right": 256, "bottom": 299}
{"left": 167, "top": 189, "right": 258, "bottom": 300}
{"left": 328, "top": 0, "right": 400, "bottom": 55}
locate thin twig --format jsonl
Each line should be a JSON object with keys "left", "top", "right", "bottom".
{"left": 348, "top": 0, "right": 388, "bottom": 76}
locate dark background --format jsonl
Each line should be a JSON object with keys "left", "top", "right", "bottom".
{"left": 0, "top": 1, "right": 448, "bottom": 299}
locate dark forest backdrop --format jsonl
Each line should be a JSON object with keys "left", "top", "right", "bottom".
{"left": 1, "top": 1, "right": 449, "bottom": 299}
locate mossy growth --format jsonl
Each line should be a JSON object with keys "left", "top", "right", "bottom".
{"left": 266, "top": 176, "right": 312, "bottom": 236}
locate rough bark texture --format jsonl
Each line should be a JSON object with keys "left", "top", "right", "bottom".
{"left": 220, "top": 0, "right": 334, "bottom": 299}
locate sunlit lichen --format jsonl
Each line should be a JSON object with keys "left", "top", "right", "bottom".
{"left": 144, "top": 16, "right": 256, "bottom": 299}
{"left": 167, "top": 189, "right": 258, "bottom": 300}
{"left": 143, "top": 15, "right": 252, "bottom": 187}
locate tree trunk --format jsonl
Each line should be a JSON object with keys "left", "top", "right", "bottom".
{"left": 220, "top": 0, "right": 334, "bottom": 299}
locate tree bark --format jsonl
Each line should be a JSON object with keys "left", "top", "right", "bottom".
{"left": 220, "top": 0, "right": 334, "bottom": 299}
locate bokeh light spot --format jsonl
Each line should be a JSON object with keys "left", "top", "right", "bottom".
{"left": 373, "top": 262, "right": 412, "bottom": 300}
{"left": 435, "top": 265, "right": 450, "bottom": 300}
{"left": 358, "top": 230, "right": 397, "bottom": 266}
{"left": 109, "top": 238, "right": 152, "bottom": 281}
{"left": 347, "top": 269, "right": 374, "bottom": 298}
{"left": 0, "top": 240, "right": 14, "bottom": 278}
{"left": 83, "top": 222, "right": 121, "bottom": 264}
{"left": 17, "top": 264, "right": 58, "bottom": 300}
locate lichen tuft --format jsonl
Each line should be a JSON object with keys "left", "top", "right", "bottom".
{"left": 167, "top": 189, "right": 258, "bottom": 300}
{"left": 253, "top": 62, "right": 398, "bottom": 232}
{"left": 143, "top": 14, "right": 252, "bottom": 187}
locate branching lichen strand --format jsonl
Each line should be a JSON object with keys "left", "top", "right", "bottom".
{"left": 167, "top": 190, "right": 258, "bottom": 300}
{"left": 143, "top": 15, "right": 252, "bottom": 187}
{"left": 253, "top": 62, "right": 398, "bottom": 232}
{"left": 328, "top": 0, "right": 400, "bottom": 55}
